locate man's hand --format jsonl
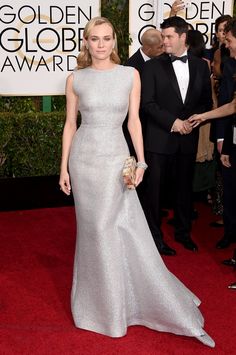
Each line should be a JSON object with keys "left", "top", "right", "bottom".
{"left": 183, "top": 120, "right": 193, "bottom": 133}
{"left": 171, "top": 118, "right": 193, "bottom": 135}
{"left": 220, "top": 154, "right": 231, "bottom": 168}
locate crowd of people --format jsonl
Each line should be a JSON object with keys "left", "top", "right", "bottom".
{"left": 124, "top": 0, "right": 236, "bottom": 287}
{"left": 59, "top": 0, "right": 236, "bottom": 349}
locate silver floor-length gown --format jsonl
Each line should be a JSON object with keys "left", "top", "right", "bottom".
{"left": 69, "top": 65, "right": 205, "bottom": 338}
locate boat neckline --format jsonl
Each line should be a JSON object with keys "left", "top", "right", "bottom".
{"left": 87, "top": 65, "right": 119, "bottom": 72}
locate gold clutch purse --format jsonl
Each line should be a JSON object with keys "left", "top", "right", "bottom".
{"left": 122, "top": 156, "right": 136, "bottom": 189}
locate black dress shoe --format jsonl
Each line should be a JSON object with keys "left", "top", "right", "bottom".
{"left": 222, "top": 258, "right": 236, "bottom": 266}
{"left": 175, "top": 238, "right": 198, "bottom": 251}
{"left": 216, "top": 237, "right": 231, "bottom": 249}
{"left": 156, "top": 241, "right": 176, "bottom": 256}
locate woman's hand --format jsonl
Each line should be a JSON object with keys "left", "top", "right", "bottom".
{"left": 188, "top": 114, "right": 206, "bottom": 128}
{"left": 123, "top": 175, "right": 136, "bottom": 190}
{"left": 59, "top": 170, "right": 71, "bottom": 195}
{"left": 134, "top": 167, "right": 145, "bottom": 188}
{"left": 170, "top": 0, "right": 184, "bottom": 16}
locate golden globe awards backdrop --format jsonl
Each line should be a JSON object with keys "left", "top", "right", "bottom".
{"left": 0, "top": 1, "right": 100, "bottom": 96}
{"left": 129, "top": 0, "right": 234, "bottom": 56}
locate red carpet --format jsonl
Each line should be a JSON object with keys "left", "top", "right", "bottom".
{"left": 0, "top": 203, "right": 235, "bottom": 354}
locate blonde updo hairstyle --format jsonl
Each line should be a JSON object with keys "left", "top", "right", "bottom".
{"left": 77, "top": 16, "right": 120, "bottom": 69}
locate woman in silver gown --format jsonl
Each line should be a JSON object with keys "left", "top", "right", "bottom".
{"left": 59, "top": 16, "right": 215, "bottom": 348}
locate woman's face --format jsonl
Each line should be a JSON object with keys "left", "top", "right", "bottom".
{"left": 85, "top": 23, "right": 115, "bottom": 62}
{"left": 216, "top": 21, "right": 227, "bottom": 44}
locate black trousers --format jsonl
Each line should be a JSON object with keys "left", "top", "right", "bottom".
{"left": 222, "top": 147, "right": 236, "bottom": 238}
{"left": 144, "top": 151, "right": 195, "bottom": 244}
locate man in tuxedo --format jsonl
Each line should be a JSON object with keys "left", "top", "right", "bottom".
{"left": 124, "top": 29, "right": 164, "bottom": 156}
{"left": 126, "top": 28, "right": 164, "bottom": 75}
{"left": 141, "top": 16, "right": 212, "bottom": 256}
{"left": 124, "top": 29, "right": 164, "bottom": 218}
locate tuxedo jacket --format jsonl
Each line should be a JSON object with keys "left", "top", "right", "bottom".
{"left": 124, "top": 49, "right": 146, "bottom": 155}
{"left": 125, "top": 49, "right": 145, "bottom": 75}
{"left": 215, "top": 57, "right": 236, "bottom": 141}
{"left": 141, "top": 53, "right": 212, "bottom": 155}
{"left": 222, "top": 115, "right": 236, "bottom": 155}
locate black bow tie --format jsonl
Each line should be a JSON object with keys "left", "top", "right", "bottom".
{"left": 171, "top": 55, "right": 188, "bottom": 63}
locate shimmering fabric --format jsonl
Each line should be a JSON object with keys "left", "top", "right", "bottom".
{"left": 69, "top": 65, "right": 205, "bottom": 338}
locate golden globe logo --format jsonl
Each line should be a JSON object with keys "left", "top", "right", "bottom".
{"left": 0, "top": 4, "right": 91, "bottom": 72}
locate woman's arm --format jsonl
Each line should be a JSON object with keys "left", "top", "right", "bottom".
{"left": 212, "top": 48, "right": 222, "bottom": 78}
{"left": 127, "top": 69, "right": 146, "bottom": 187}
{"left": 59, "top": 74, "right": 78, "bottom": 195}
{"left": 188, "top": 98, "right": 236, "bottom": 128}
{"left": 210, "top": 74, "right": 218, "bottom": 110}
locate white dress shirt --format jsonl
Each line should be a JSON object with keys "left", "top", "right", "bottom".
{"left": 171, "top": 50, "right": 189, "bottom": 103}
{"left": 140, "top": 48, "right": 151, "bottom": 62}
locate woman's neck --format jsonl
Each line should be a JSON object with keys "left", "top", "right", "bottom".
{"left": 91, "top": 59, "right": 115, "bottom": 71}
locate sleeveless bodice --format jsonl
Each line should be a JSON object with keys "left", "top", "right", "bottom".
{"left": 73, "top": 65, "right": 134, "bottom": 127}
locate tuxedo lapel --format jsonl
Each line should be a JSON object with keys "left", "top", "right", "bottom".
{"left": 162, "top": 54, "right": 198, "bottom": 105}
{"left": 162, "top": 55, "right": 182, "bottom": 102}
{"left": 126, "top": 49, "right": 146, "bottom": 74}
{"left": 184, "top": 56, "right": 197, "bottom": 104}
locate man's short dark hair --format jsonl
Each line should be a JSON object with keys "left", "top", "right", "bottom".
{"left": 224, "top": 18, "right": 236, "bottom": 38}
{"left": 160, "top": 16, "right": 188, "bottom": 36}
{"left": 215, "top": 14, "right": 232, "bottom": 33}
